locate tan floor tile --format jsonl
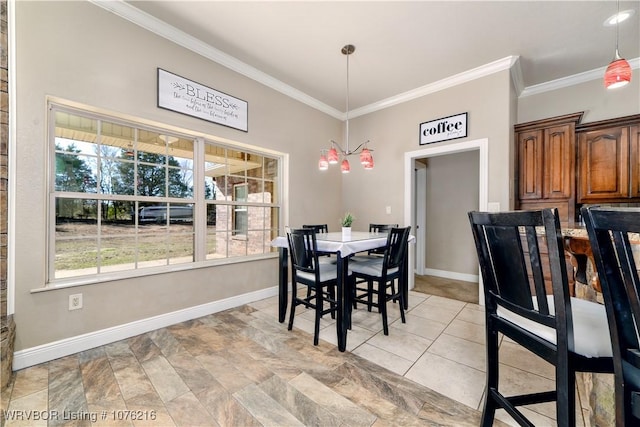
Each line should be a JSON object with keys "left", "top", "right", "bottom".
{"left": 319, "top": 323, "right": 377, "bottom": 351}
{"left": 165, "top": 391, "right": 214, "bottom": 427}
{"left": 429, "top": 332, "right": 486, "bottom": 371}
{"left": 455, "top": 305, "right": 486, "bottom": 325}
{"left": 352, "top": 343, "right": 414, "bottom": 376}
{"left": 365, "top": 328, "right": 431, "bottom": 362}
{"left": 405, "top": 352, "right": 486, "bottom": 409}
{"left": 4, "top": 389, "right": 48, "bottom": 427}
{"left": 392, "top": 312, "right": 448, "bottom": 340}
{"left": 498, "top": 340, "right": 555, "bottom": 380}
{"left": 9, "top": 365, "right": 48, "bottom": 400}
{"left": 421, "top": 295, "right": 467, "bottom": 311}
{"left": 407, "top": 302, "right": 461, "bottom": 324}
{"left": 443, "top": 318, "right": 485, "bottom": 345}
{"left": 141, "top": 356, "right": 190, "bottom": 403}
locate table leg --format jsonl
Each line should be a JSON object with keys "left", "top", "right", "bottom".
{"left": 337, "top": 252, "right": 350, "bottom": 352}
{"left": 278, "top": 247, "right": 288, "bottom": 323}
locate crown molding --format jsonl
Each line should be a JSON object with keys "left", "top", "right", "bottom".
{"left": 91, "top": 1, "right": 629, "bottom": 120}
{"left": 89, "top": 0, "right": 343, "bottom": 119}
{"left": 521, "top": 57, "right": 640, "bottom": 97}
{"left": 349, "top": 56, "right": 519, "bottom": 119}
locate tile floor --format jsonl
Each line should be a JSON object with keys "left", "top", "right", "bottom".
{"left": 2, "top": 286, "right": 588, "bottom": 426}
{"left": 303, "top": 289, "right": 566, "bottom": 426}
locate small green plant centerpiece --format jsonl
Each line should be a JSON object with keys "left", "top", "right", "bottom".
{"left": 340, "top": 212, "right": 355, "bottom": 238}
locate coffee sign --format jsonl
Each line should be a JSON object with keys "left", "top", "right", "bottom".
{"left": 419, "top": 113, "right": 468, "bottom": 145}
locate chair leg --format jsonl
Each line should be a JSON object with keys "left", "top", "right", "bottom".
{"left": 555, "top": 363, "right": 576, "bottom": 426}
{"left": 481, "top": 318, "right": 499, "bottom": 427}
{"left": 398, "top": 287, "right": 406, "bottom": 324}
{"left": 314, "top": 286, "right": 322, "bottom": 346}
{"left": 367, "top": 279, "right": 374, "bottom": 312}
{"left": 288, "top": 283, "right": 298, "bottom": 331}
{"left": 379, "top": 281, "right": 389, "bottom": 335}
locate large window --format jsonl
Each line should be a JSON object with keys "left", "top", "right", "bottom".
{"left": 49, "top": 105, "right": 280, "bottom": 283}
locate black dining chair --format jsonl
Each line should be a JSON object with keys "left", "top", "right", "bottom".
{"left": 351, "top": 223, "right": 399, "bottom": 309}
{"left": 286, "top": 227, "right": 340, "bottom": 345}
{"left": 302, "top": 224, "right": 332, "bottom": 258}
{"left": 350, "top": 226, "right": 411, "bottom": 334}
{"left": 468, "top": 208, "right": 613, "bottom": 426}
{"left": 582, "top": 206, "right": 640, "bottom": 427}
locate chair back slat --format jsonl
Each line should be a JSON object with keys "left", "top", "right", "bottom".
{"left": 384, "top": 227, "right": 411, "bottom": 271}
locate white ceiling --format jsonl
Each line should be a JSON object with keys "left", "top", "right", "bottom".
{"left": 116, "top": 1, "right": 639, "bottom": 116}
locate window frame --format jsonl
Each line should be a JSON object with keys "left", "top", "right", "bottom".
{"left": 47, "top": 102, "right": 284, "bottom": 288}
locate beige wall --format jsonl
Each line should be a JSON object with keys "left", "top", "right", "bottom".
{"left": 13, "top": 1, "right": 344, "bottom": 351}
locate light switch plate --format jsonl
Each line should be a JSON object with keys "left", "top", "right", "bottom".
{"left": 487, "top": 202, "right": 500, "bottom": 212}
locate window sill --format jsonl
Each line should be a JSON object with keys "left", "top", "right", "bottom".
{"left": 32, "top": 253, "right": 278, "bottom": 293}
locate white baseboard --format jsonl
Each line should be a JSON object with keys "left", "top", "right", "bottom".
{"left": 13, "top": 286, "right": 279, "bottom": 370}
{"left": 423, "top": 268, "right": 479, "bottom": 284}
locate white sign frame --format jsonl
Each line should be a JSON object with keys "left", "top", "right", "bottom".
{"left": 419, "top": 112, "right": 468, "bottom": 145}
{"left": 157, "top": 68, "right": 248, "bottom": 132}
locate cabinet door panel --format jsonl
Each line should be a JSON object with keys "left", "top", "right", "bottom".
{"left": 631, "top": 126, "right": 640, "bottom": 198}
{"left": 518, "top": 130, "right": 543, "bottom": 200}
{"left": 578, "top": 127, "right": 629, "bottom": 201}
{"left": 544, "top": 124, "right": 573, "bottom": 199}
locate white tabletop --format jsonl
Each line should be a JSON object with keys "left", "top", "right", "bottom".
{"left": 271, "top": 231, "right": 413, "bottom": 258}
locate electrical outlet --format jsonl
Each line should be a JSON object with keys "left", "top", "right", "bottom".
{"left": 69, "top": 293, "right": 83, "bottom": 311}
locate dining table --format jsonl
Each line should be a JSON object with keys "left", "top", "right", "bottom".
{"left": 271, "top": 230, "right": 413, "bottom": 352}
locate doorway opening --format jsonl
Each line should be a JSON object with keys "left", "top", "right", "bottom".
{"left": 404, "top": 138, "right": 488, "bottom": 304}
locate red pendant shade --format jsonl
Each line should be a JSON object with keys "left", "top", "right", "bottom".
{"left": 360, "top": 148, "right": 373, "bottom": 167}
{"left": 327, "top": 147, "right": 339, "bottom": 164}
{"left": 604, "top": 57, "right": 632, "bottom": 89}
{"left": 341, "top": 159, "right": 350, "bottom": 173}
{"left": 318, "top": 153, "right": 329, "bottom": 171}
{"left": 363, "top": 156, "right": 374, "bottom": 170}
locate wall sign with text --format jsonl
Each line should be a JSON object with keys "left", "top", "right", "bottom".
{"left": 157, "top": 68, "right": 248, "bottom": 132}
{"left": 419, "top": 113, "right": 468, "bottom": 145}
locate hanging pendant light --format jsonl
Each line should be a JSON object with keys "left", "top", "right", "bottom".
{"left": 318, "top": 150, "right": 329, "bottom": 170}
{"left": 318, "top": 44, "right": 374, "bottom": 172}
{"left": 604, "top": 0, "right": 632, "bottom": 89}
{"left": 327, "top": 144, "right": 339, "bottom": 164}
{"left": 341, "top": 159, "right": 350, "bottom": 173}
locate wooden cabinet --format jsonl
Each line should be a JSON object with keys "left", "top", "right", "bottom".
{"left": 515, "top": 112, "right": 583, "bottom": 223}
{"left": 515, "top": 113, "right": 640, "bottom": 222}
{"left": 631, "top": 126, "right": 640, "bottom": 198}
{"left": 577, "top": 116, "right": 640, "bottom": 203}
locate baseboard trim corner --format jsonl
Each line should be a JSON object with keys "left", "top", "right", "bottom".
{"left": 12, "top": 286, "right": 278, "bottom": 370}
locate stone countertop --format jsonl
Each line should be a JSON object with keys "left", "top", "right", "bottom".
{"left": 562, "top": 226, "right": 640, "bottom": 244}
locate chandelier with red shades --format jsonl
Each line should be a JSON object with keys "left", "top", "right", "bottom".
{"left": 319, "top": 44, "right": 374, "bottom": 173}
